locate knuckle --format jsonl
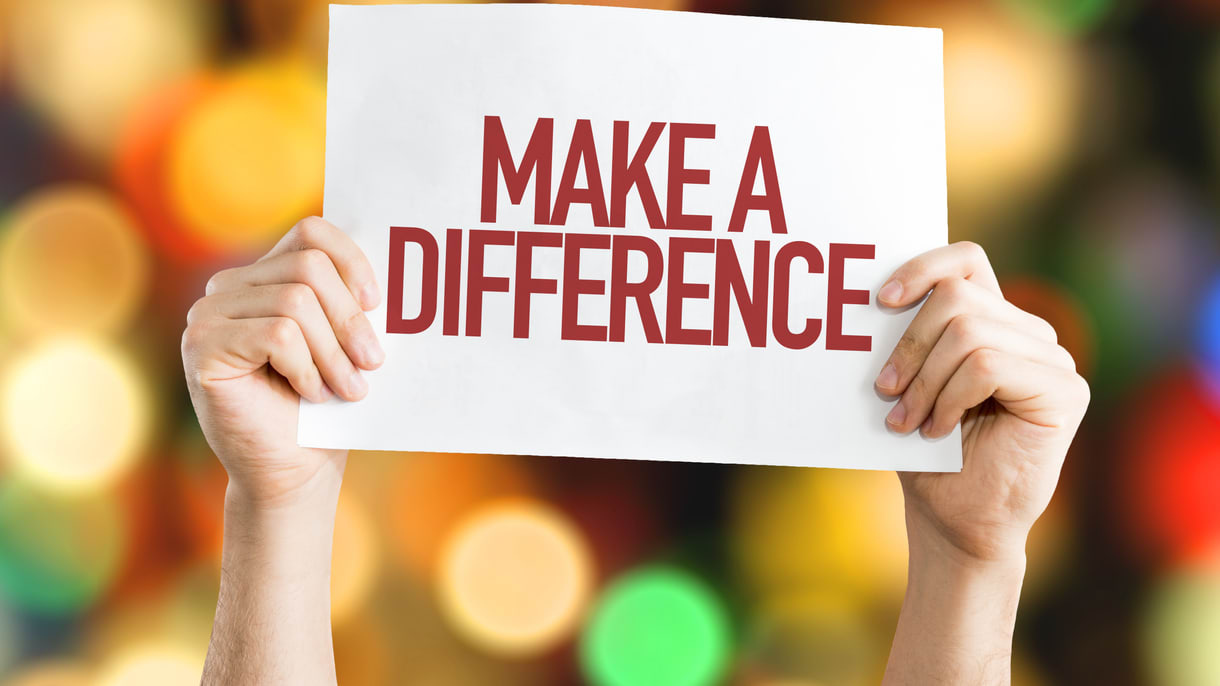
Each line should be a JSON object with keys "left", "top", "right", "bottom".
{"left": 1056, "top": 344, "right": 1077, "bottom": 371}
{"left": 266, "top": 318, "right": 300, "bottom": 347}
{"left": 278, "top": 283, "right": 315, "bottom": 314}
{"left": 967, "top": 348, "right": 1000, "bottom": 377}
{"left": 295, "top": 216, "right": 330, "bottom": 245}
{"left": 1036, "top": 316, "right": 1059, "bottom": 343}
{"left": 936, "top": 276, "right": 971, "bottom": 304}
{"left": 1072, "top": 373, "right": 1092, "bottom": 407}
{"left": 946, "top": 314, "right": 981, "bottom": 349}
{"left": 204, "top": 269, "right": 232, "bottom": 296}
{"left": 297, "top": 248, "right": 332, "bottom": 282}
{"left": 185, "top": 299, "right": 204, "bottom": 326}
{"left": 958, "top": 240, "right": 987, "bottom": 263}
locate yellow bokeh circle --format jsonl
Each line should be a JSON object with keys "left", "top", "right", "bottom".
{"left": 438, "top": 499, "right": 593, "bottom": 657}
{"left": 331, "top": 494, "right": 380, "bottom": 625}
{"left": 0, "top": 338, "right": 150, "bottom": 493}
{"left": 167, "top": 59, "right": 325, "bottom": 252}
{"left": 940, "top": 6, "right": 1082, "bottom": 220}
{"left": 94, "top": 642, "right": 203, "bottom": 686}
{"left": 732, "top": 467, "right": 908, "bottom": 602}
{"left": 0, "top": 185, "right": 149, "bottom": 336}
{"left": 9, "top": 0, "right": 206, "bottom": 157}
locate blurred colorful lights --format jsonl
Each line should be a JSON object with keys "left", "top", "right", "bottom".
{"left": 94, "top": 642, "right": 204, "bottom": 686}
{"left": 1142, "top": 566, "right": 1220, "bottom": 686}
{"left": 732, "top": 468, "right": 908, "bottom": 602}
{"left": 0, "top": 185, "right": 150, "bottom": 336}
{"left": 581, "top": 566, "right": 731, "bottom": 686}
{"left": 166, "top": 59, "right": 325, "bottom": 252}
{"left": 1196, "top": 275, "right": 1220, "bottom": 400}
{"left": 1118, "top": 372, "right": 1220, "bottom": 565}
{"left": 0, "top": 338, "right": 149, "bottom": 493}
{"left": 438, "top": 499, "right": 593, "bottom": 656}
{"left": 387, "top": 452, "right": 535, "bottom": 576}
{"left": 936, "top": 5, "right": 1083, "bottom": 222}
{"left": 8, "top": 0, "right": 207, "bottom": 157}
{"left": 0, "top": 483, "right": 125, "bottom": 615}
{"left": 331, "top": 494, "right": 380, "bottom": 625}
{"left": 1, "top": 662, "right": 91, "bottom": 686}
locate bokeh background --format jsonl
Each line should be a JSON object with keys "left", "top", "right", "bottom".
{"left": 0, "top": 0, "right": 1218, "bottom": 684}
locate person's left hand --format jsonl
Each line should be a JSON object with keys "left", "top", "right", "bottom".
{"left": 874, "top": 241, "right": 1090, "bottom": 565}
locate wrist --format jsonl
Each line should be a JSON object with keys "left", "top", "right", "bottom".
{"left": 221, "top": 468, "right": 343, "bottom": 583}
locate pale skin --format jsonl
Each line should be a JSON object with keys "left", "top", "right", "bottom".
{"left": 182, "top": 218, "right": 1089, "bottom": 685}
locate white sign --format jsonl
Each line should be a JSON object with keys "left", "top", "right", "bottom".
{"left": 299, "top": 3, "right": 961, "bottom": 471}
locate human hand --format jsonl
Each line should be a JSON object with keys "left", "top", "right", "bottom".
{"left": 181, "top": 217, "right": 384, "bottom": 509}
{"left": 874, "top": 241, "right": 1090, "bottom": 566}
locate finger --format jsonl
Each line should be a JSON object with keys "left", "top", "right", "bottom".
{"left": 922, "top": 348, "right": 1090, "bottom": 439}
{"left": 875, "top": 277, "right": 1059, "bottom": 395}
{"left": 204, "top": 249, "right": 384, "bottom": 370}
{"left": 207, "top": 284, "right": 369, "bottom": 401}
{"left": 186, "top": 316, "right": 331, "bottom": 403}
{"left": 877, "top": 241, "right": 1001, "bottom": 307}
{"left": 262, "top": 216, "right": 380, "bottom": 310}
{"left": 884, "top": 316, "right": 1077, "bottom": 434}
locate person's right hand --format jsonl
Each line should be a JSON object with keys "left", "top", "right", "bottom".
{"left": 181, "top": 217, "right": 384, "bottom": 507}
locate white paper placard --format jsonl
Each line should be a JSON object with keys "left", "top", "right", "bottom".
{"left": 300, "top": 3, "right": 961, "bottom": 471}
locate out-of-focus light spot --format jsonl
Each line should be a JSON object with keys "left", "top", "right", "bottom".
{"left": 331, "top": 494, "right": 380, "bottom": 625}
{"left": 115, "top": 76, "right": 222, "bottom": 262}
{"left": 167, "top": 59, "right": 325, "bottom": 253}
{"left": 1002, "top": 276, "right": 1095, "bottom": 377}
{"left": 439, "top": 499, "right": 592, "bottom": 656}
{"left": 0, "top": 601, "right": 16, "bottom": 676}
{"left": 1142, "top": 566, "right": 1220, "bottom": 686}
{"left": 871, "top": 4, "right": 1081, "bottom": 225}
{"left": 1117, "top": 372, "right": 1220, "bottom": 565}
{"left": 278, "top": 0, "right": 487, "bottom": 70}
{"left": 333, "top": 616, "right": 389, "bottom": 686}
{"left": 581, "top": 566, "right": 730, "bottom": 686}
{"left": 740, "top": 592, "right": 876, "bottom": 686}
{"left": 94, "top": 642, "right": 203, "bottom": 686}
{"left": 997, "top": 0, "right": 1115, "bottom": 34}
{"left": 0, "top": 338, "right": 150, "bottom": 493}
{"left": 732, "top": 468, "right": 907, "bottom": 602}
{"left": 1072, "top": 170, "right": 1217, "bottom": 370}
{"left": 2, "top": 662, "right": 92, "bottom": 686}
{"left": 9, "top": 0, "right": 207, "bottom": 158}
{"left": 387, "top": 452, "right": 535, "bottom": 576}
{"left": 1196, "top": 275, "right": 1220, "bottom": 402}
{"left": 0, "top": 482, "right": 125, "bottom": 615}
{"left": 0, "top": 185, "right": 150, "bottom": 336}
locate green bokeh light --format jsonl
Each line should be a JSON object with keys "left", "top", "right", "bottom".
{"left": 998, "top": 0, "right": 1116, "bottom": 34}
{"left": 0, "top": 481, "right": 125, "bottom": 615}
{"left": 580, "top": 566, "right": 730, "bottom": 686}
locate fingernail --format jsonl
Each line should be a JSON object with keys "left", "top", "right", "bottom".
{"left": 360, "top": 282, "right": 381, "bottom": 310}
{"left": 920, "top": 415, "right": 934, "bottom": 436}
{"left": 886, "top": 399, "right": 907, "bottom": 426}
{"left": 876, "top": 363, "right": 898, "bottom": 390}
{"left": 348, "top": 370, "right": 368, "bottom": 398}
{"left": 878, "top": 280, "right": 903, "bottom": 305}
{"left": 316, "top": 383, "right": 333, "bottom": 402}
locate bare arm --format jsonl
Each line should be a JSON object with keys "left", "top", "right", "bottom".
{"left": 182, "top": 217, "right": 383, "bottom": 685}
{"left": 875, "top": 242, "right": 1089, "bottom": 685}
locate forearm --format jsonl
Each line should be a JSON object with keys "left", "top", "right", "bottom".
{"left": 882, "top": 518, "right": 1027, "bottom": 686}
{"left": 202, "top": 476, "right": 342, "bottom": 686}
